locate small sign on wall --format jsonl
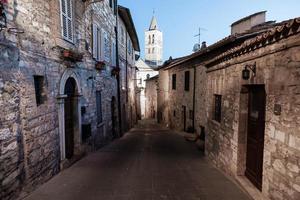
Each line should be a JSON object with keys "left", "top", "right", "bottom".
{"left": 274, "top": 104, "right": 282, "bottom": 116}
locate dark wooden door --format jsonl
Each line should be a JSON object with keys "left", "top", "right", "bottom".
{"left": 182, "top": 106, "right": 187, "bottom": 131}
{"left": 64, "top": 78, "right": 76, "bottom": 159}
{"left": 111, "top": 97, "right": 117, "bottom": 138}
{"left": 245, "top": 86, "right": 266, "bottom": 190}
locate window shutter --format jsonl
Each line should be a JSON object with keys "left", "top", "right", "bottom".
{"left": 111, "top": 39, "right": 116, "bottom": 66}
{"left": 60, "top": 0, "right": 73, "bottom": 42}
{"left": 101, "top": 29, "right": 105, "bottom": 61}
{"left": 92, "top": 23, "right": 98, "bottom": 59}
{"left": 97, "top": 29, "right": 101, "bottom": 61}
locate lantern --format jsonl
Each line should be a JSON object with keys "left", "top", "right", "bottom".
{"left": 242, "top": 63, "right": 256, "bottom": 80}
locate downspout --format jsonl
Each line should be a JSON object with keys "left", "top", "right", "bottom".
{"left": 115, "top": 3, "right": 122, "bottom": 137}
{"left": 192, "top": 65, "right": 196, "bottom": 132}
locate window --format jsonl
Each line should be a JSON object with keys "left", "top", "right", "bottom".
{"left": 214, "top": 95, "right": 222, "bottom": 122}
{"left": 146, "top": 74, "right": 150, "bottom": 79}
{"left": 184, "top": 71, "right": 190, "bottom": 91}
{"left": 111, "top": 39, "right": 116, "bottom": 66}
{"left": 128, "top": 41, "right": 132, "bottom": 55}
{"left": 110, "top": 0, "right": 117, "bottom": 15}
{"left": 148, "top": 48, "right": 151, "bottom": 54}
{"left": 113, "top": 0, "right": 117, "bottom": 15}
{"left": 60, "top": 0, "right": 73, "bottom": 42}
{"left": 172, "top": 74, "right": 176, "bottom": 90}
{"left": 148, "top": 35, "right": 151, "bottom": 44}
{"left": 96, "top": 91, "right": 103, "bottom": 124}
{"left": 92, "top": 24, "right": 102, "bottom": 61}
{"left": 152, "top": 48, "right": 155, "bottom": 53}
{"left": 103, "top": 30, "right": 110, "bottom": 62}
{"left": 121, "top": 27, "right": 125, "bottom": 45}
{"left": 33, "top": 76, "right": 46, "bottom": 106}
{"left": 152, "top": 34, "right": 155, "bottom": 44}
{"left": 173, "top": 110, "right": 176, "bottom": 117}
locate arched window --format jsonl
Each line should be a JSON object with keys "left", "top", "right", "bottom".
{"left": 152, "top": 48, "right": 155, "bottom": 53}
{"left": 148, "top": 35, "right": 151, "bottom": 44}
{"left": 152, "top": 34, "right": 155, "bottom": 44}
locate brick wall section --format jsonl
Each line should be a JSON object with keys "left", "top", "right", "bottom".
{"left": 206, "top": 35, "right": 300, "bottom": 200}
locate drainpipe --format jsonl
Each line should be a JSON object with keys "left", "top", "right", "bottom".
{"left": 192, "top": 65, "right": 196, "bottom": 132}
{"left": 115, "top": 2, "right": 122, "bottom": 137}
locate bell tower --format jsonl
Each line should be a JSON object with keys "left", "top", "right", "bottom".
{"left": 145, "top": 14, "right": 163, "bottom": 68}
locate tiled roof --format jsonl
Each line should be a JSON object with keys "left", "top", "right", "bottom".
{"left": 164, "top": 17, "right": 300, "bottom": 69}
{"left": 206, "top": 17, "right": 300, "bottom": 67}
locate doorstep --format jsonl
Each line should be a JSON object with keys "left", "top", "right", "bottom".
{"left": 235, "top": 175, "right": 270, "bottom": 200}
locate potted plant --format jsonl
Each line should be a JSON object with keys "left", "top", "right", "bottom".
{"left": 95, "top": 60, "right": 106, "bottom": 70}
{"left": 61, "top": 49, "right": 83, "bottom": 62}
{"left": 111, "top": 66, "right": 120, "bottom": 77}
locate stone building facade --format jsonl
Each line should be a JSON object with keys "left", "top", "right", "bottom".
{"left": 118, "top": 6, "right": 140, "bottom": 134}
{"left": 204, "top": 18, "right": 300, "bottom": 200}
{"left": 136, "top": 58, "right": 158, "bottom": 119}
{"left": 145, "top": 75, "right": 158, "bottom": 119}
{"left": 136, "top": 15, "right": 161, "bottom": 119}
{"left": 0, "top": 1, "right": 139, "bottom": 199}
{"left": 156, "top": 12, "right": 300, "bottom": 200}
{"left": 157, "top": 56, "right": 207, "bottom": 136}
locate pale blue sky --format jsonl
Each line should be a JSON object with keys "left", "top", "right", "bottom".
{"left": 119, "top": 0, "right": 300, "bottom": 60}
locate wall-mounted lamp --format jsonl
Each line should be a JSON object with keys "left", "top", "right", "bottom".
{"left": 242, "top": 62, "right": 256, "bottom": 80}
{"left": 0, "top": 2, "right": 7, "bottom": 31}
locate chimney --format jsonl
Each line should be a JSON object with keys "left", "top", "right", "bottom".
{"left": 231, "top": 11, "right": 266, "bottom": 35}
{"left": 201, "top": 41, "right": 207, "bottom": 50}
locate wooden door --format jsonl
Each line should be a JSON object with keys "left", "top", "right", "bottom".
{"left": 111, "top": 97, "right": 117, "bottom": 138}
{"left": 245, "top": 86, "right": 266, "bottom": 190}
{"left": 64, "top": 78, "right": 76, "bottom": 159}
{"left": 182, "top": 106, "right": 187, "bottom": 131}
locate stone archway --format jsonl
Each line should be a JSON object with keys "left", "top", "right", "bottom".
{"left": 57, "top": 69, "right": 82, "bottom": 161}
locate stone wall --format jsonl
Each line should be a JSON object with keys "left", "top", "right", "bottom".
{"left": 145, "top": 77, "right": 158, "bottom": 119}
{"left": 0, "top": 0, "right": 137, "bottom": 199}
{"left": 168, "top": 65, "right": 194, "bottom": 131}
{"left": 157, "top": 68, "right": 170, "bottom": 126}
{"left": 118, "top": 15, "right": 138, "bottom": 133}
{"left": 164, "top": 64, "right": 206, "bottom": 134}
{"left": 205, "top": 34, "right": 300, "bottom": 200}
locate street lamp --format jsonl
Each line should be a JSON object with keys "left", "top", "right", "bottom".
{"left": 242, "top": 62, "right": 256, "bottom": 80}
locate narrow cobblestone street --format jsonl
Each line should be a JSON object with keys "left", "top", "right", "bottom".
{"left": 24, "top": 120, "right": 250, "bottom": 200}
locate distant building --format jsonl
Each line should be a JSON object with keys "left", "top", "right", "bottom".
{"left": 136, "top": 59, "right": 158, "bottom": 118}
{"left": 145, "top": 75, "right": 158, "bottom": 119}
{"left": 136, "top": 14, "right": 162, "bottom": 118}
{"left": 145, "top": 15, "right": 163, "bottom": 68}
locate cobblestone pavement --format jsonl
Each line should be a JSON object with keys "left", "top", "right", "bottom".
{"left": 24, "top": 120, "right": 251, "bottom": 200}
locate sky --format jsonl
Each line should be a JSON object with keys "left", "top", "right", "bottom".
{"left": 118, "top": 0, "right": 300, "bottom": 61}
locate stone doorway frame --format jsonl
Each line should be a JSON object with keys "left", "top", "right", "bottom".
{"left": 236, "top": 84, "right": 266, "bottom": 177}
{"left": 57, "top": 69, "right": 82, "bottom": 161}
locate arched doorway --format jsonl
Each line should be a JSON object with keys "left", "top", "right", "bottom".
{"left": 64, "top": 78, "right": 77, "bottom": 159}
{"left": 58, "top": 69, "right": 82, "bottom": 162}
